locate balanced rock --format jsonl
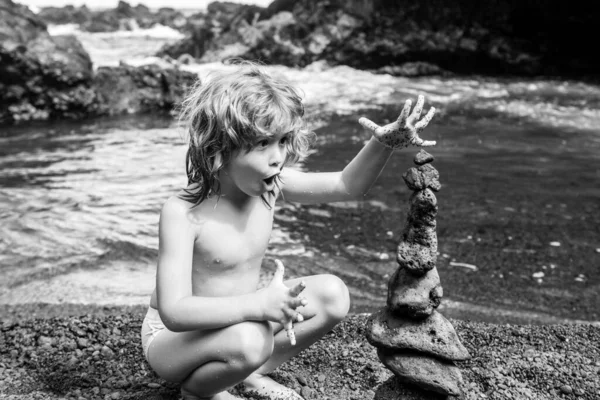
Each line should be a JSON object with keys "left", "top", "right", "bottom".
{"left": 366, "top": 309, "right": 471, "bottom": 361}
{"left": 396, "top": 241, "right": 437, "bottom": 277}
{"left": 402, "top": 164, "right": 441, "bottom": 192}
{"left": 414, "top": 150, "right": 435, "bottom": 165}
{"left": 406, "top": 188, "right": 437, "bottom": 226}
{"left": 387, "top": 265, "right": 442, "bottom": 319}
{"left": 378, "top": 349, "right": 463, "bottom": 397}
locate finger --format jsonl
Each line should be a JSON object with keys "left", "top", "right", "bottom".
{"left": 411, "top": 135, "right": 437, "bottom": 147}
{"left": 272, "top": 259, "right": 285, "bottom": 283}
{"left": 289, "top": 281, "right": 306, "bottom": 297}
{"left": 408, "top": 95, "right": 425, "bottom": 124}
{"left": 285, "top": 320, "right": 296, "bottom": 346}
{"left": 296, "top": 312, "right": 304, "bottom": 322}
{"left": 358, "top": 117, "right": 380, "bottom": 132}
{"left": 414, "top": 107, "right": 436, "bottom": 132}
{"left": 419, "top": 139, "right": 437, "bottom": 147}
{"left": 283, "top": 307, "right": 297, "bottom": 320}
{"left": 396, "top": 99, "right": 412, "bottom": 126}
{"left": 289, "top": 296, "right": 308, "bottom": 309}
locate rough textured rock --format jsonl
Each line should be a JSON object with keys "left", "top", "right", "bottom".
{"left": 0, "top": 0, "right": 100, "bottom": 123}
{"left": 414, "top": 149, "right": 435, "bottom": 166}
{"left": 395, "top": 188, "right": 438, "bottom": 276}
{"left": 93, "top": 63, "right": 197, "bottom": 116}
{"left": 395, "top": 241, "right": 437, "bottom": 277}
{"left": 0, "top": 0, "right": 198, "bottom": 124}
{"left": 378, "top": 349, "right": 463, "bottom": 397}
{"left": 406, "top": 188, "right": 438, "bottom": 227}
{"left": 387, "top": 265, "right": 442, "bottom": 319}
{"left": 367, "top": 150, "right": 470, "bottom": 397}
{"left": 402, "top": 164, "right": 441, "bottom": 192}
{"left": 37, "top": 1, "right": 188, "bottom": 32}
{"left": 366, "top": 309, "right": 471, "bottom": 361}
{"left": 158, "top": 2, "right": 273, "bottom": 61}
{"left": 159, "top": 0, "right": 600, "bottom": 79}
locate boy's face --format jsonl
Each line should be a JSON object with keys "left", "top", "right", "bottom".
{"left": 221, "top": 132, "right": 289, "bottom": 198}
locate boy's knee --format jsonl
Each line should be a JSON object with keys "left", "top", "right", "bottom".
{"left": 318, "top": 275, "right": 350, "bottom": 321}
{"left": 227, "top": 321, "right": 273, "bottom": 370}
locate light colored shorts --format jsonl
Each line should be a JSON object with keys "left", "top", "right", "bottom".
{"left": 140, "top": 306, "right": 167, "bottom": 362}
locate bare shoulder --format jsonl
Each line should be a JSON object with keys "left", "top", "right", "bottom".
{"left": 160, "top": 194, "right": 195, "bottom": 225}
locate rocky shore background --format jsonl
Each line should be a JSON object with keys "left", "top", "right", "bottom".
{"left": 2, "top": 0, "right": 600, "bottom": 124}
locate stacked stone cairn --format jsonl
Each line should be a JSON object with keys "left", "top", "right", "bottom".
{"left": 366, "top": 150, "right": 471, "bottom": 397}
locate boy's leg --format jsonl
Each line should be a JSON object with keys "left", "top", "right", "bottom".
{"left": 242, "top": 274, "right": 350, "bottom": 397}
{"left": 147, "top": 320, "right": 274, "bottom": 398}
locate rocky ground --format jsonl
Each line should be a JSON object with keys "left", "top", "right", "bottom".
{"left": 0, "top": 304, "right": 598, "bottom": 400}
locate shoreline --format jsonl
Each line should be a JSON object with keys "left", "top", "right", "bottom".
{"left": 1, "top": 305, "right": 599, "bottom": 399}
{"left": 2, "top": 298, "right": 599, "bottom": 328}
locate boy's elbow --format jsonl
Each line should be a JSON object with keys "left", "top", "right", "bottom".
{"left": 338, "top": 176, "right": 372, "bottom": 201}
{"left": 158, "top": 306, "right": 186, "bottom": 332}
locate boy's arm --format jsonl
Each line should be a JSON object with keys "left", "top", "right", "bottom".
{"left": 280, "top": 138, "right": 393, "bottom": 204}
{"left": 156, "top": 199, "right": 264, "bottom": 332}
{"left": 281, "top": 95, "right": 436, "bottom": 204}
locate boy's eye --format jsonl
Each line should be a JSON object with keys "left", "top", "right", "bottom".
{"left": 279, "top": 135, "right": 288, "bottom": 145}
{"left": 258, "top": 139, "right": 269, "bottom": 148}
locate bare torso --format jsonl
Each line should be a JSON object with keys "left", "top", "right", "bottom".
{"left": 150, "top": 193, "right": 275, "bottom": 309}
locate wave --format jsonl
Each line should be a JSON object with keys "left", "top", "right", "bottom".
{"left": 47, "top": 23, "right": 185, "bottom": 39}
{"left": 2, "top": 238, "right": 157, "bottom": 290}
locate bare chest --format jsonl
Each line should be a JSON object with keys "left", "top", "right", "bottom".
{"left": 191, "top": 203, "right": 274, "bottom": 267}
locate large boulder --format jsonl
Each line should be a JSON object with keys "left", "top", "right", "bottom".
{"left": 36, "top": 5, "right": 93, "bottom": 26}
{"left": 0, "top": 0, "right": 99, "bottom": 123}
{"left": 159, "top": 0, "right": 600, "bottom": 78}
{"left": 93, "top": 63, "right": 197, "bottom": 116}
{"left": 158, "top": 1, "right": 272, "bottom": 62}
{"left": 0, "top": 0, "right": 198, "bottom": 125}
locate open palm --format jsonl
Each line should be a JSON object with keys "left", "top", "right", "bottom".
{"left": 359, "top": 95, "right": 436, "bottom": 149}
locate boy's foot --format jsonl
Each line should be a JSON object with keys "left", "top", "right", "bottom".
{"left": 181, "top": 388, "right": 242, "bottom": 400}
{"left": 241, "top": 373, "right": 303, "bottom": 399}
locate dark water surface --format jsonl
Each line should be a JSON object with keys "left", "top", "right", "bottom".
{"left": 1, "top": 69, "right": 599, "bottom": 324}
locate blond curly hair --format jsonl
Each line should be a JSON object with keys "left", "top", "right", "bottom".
{"left": 178, "top": 61, "right": 315, "bottom": 206}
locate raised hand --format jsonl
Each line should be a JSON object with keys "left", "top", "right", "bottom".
{"left": 359, "top": 95, "right": 436, "bottom": 149}
{"left": 258, "top": 259, "right": 307, "bottom": 345}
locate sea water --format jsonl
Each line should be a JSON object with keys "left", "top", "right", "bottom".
{"left": 1, "top": 31, "right": 599, "bottom": 324}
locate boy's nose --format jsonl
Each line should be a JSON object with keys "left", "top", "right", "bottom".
{"left": 269, "top": 147, "right": 285, "bottom": 167}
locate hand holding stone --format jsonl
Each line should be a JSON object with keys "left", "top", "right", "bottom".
{"left": 267, "top": 259, "right": 306, "bottom": 346}
{"left": 359, "top": 95, "right": 436, "bottom": 149}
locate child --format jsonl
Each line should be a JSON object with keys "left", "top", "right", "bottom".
{"left": 140, "top": 61, "right": 436, "bottom": 400}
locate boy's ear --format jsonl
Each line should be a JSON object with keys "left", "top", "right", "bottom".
{"left": 212, "top": 152, "right": 223, "bottom": 172}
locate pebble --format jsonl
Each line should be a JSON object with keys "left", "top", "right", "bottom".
{"left": 414, "top": 149, "right": 434, "bottom": 165}
{"left": 301, "top": 386, "right": 315, "bottom": 399}
{"left": 101, "top": 345, "right": 115, "bottom": 359}
{"left": 559, "top": 384, "right": 573, "bottom": 394}
{"left": 0, "top": 312, "right": 598, "bottom": 400}
{"left": 297, "top": 375, "right": 308, "bottom": 386}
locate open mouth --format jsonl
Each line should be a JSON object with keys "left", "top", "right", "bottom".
{"left": 263, "top": 174, "right": 278, "bottom": 185}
